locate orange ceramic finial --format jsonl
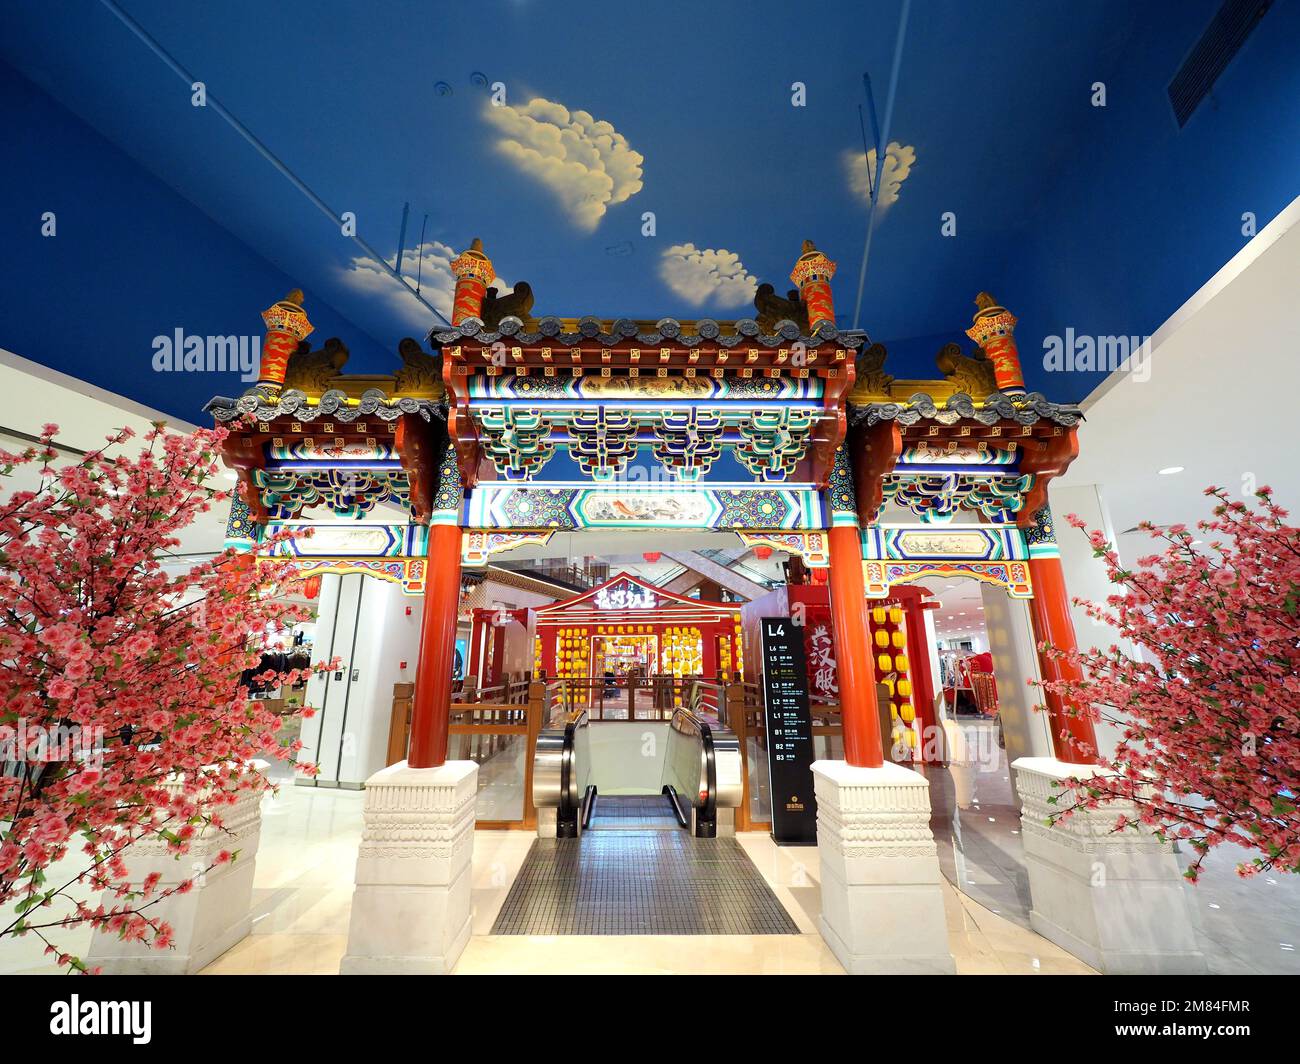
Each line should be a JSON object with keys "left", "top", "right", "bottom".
{"left": 257, "top": 290, "right": 314, "bottom": 392}
{"left": 449, "top": 239, "right": 496, "bottom": 324}
{"left": 789, "top": 240, "right": 837, "bottom": 333}
{"left": 965, "top": 293, "right": 1024, "bottom": 393}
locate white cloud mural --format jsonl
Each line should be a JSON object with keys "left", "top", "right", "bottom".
{"left": 483, "top": 96, "right": 644, "bottom": 230}
{"left": 658, "top": 243, "right": 759, "bottom": 308}
{"left": 339, "top": 240, "right": 509, "bottom": 331}
{"left": 844, "top": 141, "right": 917, "bottom": 208}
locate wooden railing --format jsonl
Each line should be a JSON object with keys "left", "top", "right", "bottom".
{"left": 448, "top": 680, "right": 546, "bottom": 829}
{"left": 455, "top": 678, "right": 532, "bottom": 706}
{"left": 546, "top": 675, "right": 725, "bottom": 722}
{"left": 724, "top": 681, "right": 844, "bottom": 832}
{"left": 387, "top": 675, "right": 846, "bottom": 834}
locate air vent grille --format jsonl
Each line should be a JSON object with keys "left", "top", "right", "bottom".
{"left": 1168, "top": 0, "right": 1272, "bottom": 128}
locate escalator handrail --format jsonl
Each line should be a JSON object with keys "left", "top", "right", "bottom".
{"left": 669, "top": 705, "right": 719, "bottom": 828}
{"left": 557, "top": 708, "right": 589, "bottom": 828}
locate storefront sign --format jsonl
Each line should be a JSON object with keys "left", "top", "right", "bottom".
{"left": 759, "top": 617, "right": 818, "bottom": 845}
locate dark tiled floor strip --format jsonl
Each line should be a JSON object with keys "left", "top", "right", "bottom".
{"left": 587, "top": 792, "right": 680, "bottom": 830}
{"left": 491, "top": 797, "right": 799, "bottom": 935}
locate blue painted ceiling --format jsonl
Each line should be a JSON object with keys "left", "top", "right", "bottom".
{"left": 2, "top": 0, "right": 1298, "bottom": 421}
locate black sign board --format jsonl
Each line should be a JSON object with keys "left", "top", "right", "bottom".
{"left": 759, "top": 617, "right": 818, "bottom": 844}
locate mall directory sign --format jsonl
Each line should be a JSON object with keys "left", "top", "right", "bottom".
{"left": 759, "top": 617, "right": 818, "bottom": 844}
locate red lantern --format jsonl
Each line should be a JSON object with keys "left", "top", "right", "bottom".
{"left": 811, "top": 567, "right": 829, "bottom": 584}
{"left": 302, "top": 575, "right": 321, "bottom": 600}
{"left": 643, "top": 551, "right": 661, "bottom": 563}
{"left": 753, "top": 546, "right": 773, "bottom": 560}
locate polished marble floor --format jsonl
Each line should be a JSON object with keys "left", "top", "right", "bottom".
{"left": 924, "top": 719, "right": 1300, "bottom": 975}
{"left": 4, "top": 743, "right": 1296, "bottom": 975}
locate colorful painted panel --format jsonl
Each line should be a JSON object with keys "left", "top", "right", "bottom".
{"left": 1023, "top": 504, "right": 1061, "bottom": 559}
{"left": 862, "top": 525, "right": 1028, "bottom": 562}
{"left": 864, "top": 559, "right": 1032, "bottom": 599}
{"left": 465, "top": 482, "right": 824, "bottom": 531}
{"left": 265, "top": 438, "right": 398, "bottom": 464}
{"left": 251, "top": 468, "right": 411, "bottom": 519}
{"left": 881, "top": 472, "right": 1034, "bottom": 523}
{"left": 272, "top": 557, "right": 427, "bottom": 595}
{"left": 468, "top": 374, "right": 824, "bottom": 402}
{"left": 262, "top": 522, "right": 428, "bottom": 558}
{"left": 736, "top": 530, "right": 831, "bottom": 567}
{"left": 224, "top": 496, "right": 256, "bottom": 549}
{"left": 896, "top": 441, "right": 1019, "bottom": 470}
{"left": 462, "top": 529, "right": 556, "bottom": 566}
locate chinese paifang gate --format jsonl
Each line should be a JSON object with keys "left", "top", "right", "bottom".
{"left": 207, "top": 237, "right": 1098, "bottom": 806}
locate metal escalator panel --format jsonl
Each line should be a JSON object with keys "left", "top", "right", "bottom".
{"left": 662, "top": 706, "right": 743, "bottom": 838}
{"left": 533, "top": 704, "right": 743, "bottom": 839}
{"left": 532, "top": 708, "right": 590, "bottom": 838}
{"left": 584, "top": 793, "right": 681, "bottom": 831}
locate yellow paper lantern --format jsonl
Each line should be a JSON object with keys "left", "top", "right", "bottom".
{"left": 875, "top": 630, "right": 889, "bottom": 648}
{"left": 889, "top": 607, "right": 903, "bottom": 624}
{"left": 897, "top": 678, "right": 912, "bottom": 698}
{"left": 895, "top": 654, "right": 909, "bottom": 673}
{"left": 900, "top": 703, "right": 916, "bottom": 724}
{"left": 892, "top": 630, "right": 906, "bottom": 648}
{"left": 878, "top": 653, "right": 892, "bottom": 673}
{"left": 872, "top": 607, "right": 887, "bottom": 624}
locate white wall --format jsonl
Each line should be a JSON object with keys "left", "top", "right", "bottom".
{"left": 1050, "top": 483, "right": 1135, "bottom": 761}
{"left": 302, "top": 574, "right": 422, "bottom": 787}
{"left": 981, "top": 584, "right": 1054, "bottom": 801}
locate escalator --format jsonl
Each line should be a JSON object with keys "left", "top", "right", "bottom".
{"left": 497, "top": 704, "right": 796, "bottom": 936}
{"left": 532, "top": 704, "right": 742, "bottom": 839}
{"left": 584, "top": 793, "right": 683, "bottom": 831}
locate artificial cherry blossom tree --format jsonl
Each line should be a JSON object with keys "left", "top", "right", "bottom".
{"left": 0, "top": 422, "right": 321, "bottom": 972}
{"left": 1038, "top": 486, "right": 1300, "bottom": 881}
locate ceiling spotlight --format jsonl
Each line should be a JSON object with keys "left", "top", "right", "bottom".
{"left": 1158, "top": 466, "right": 1184, "bottom": 475}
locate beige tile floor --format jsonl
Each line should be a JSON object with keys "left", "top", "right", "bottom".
{"left": 1, "top": 778, "right": 1096, "bottom": 975}
{"left": 194, "top": 784, "right": 1094, "bottom": 976}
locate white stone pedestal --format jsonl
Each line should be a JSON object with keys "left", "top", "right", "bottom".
{"left": 1013, "top": 756, "right": 1206, "bottom": 973}
{"left": 340, "top": 760, "right": 478, "bottom": 975}
{"left": 86, "top": 761, "right": 268, "bottom": 975}
{"left": 811, "top": 760, "right": 955, "bottom": 974}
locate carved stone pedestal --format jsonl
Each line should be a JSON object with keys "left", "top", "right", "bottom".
{"left": 811, "top": 760, "right": 955, "bottom": 974}
{"left": 340, "top": 760, "right": 478, "bottom": 975}
{"left": 86, "top": 761, "right": 268, "bottom": 975}
{"left": 1013, "top": 756, "right": 1206, "bottom": 973}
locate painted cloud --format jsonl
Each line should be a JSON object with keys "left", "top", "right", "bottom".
{"left": 658, "top": 244, "right": 759, "bottom": 309}
{"left": 483, "top": 97, "right": 644, "bottom": 230}
{"left": 844, "top": 141, "right": 917, "bottom": 208}
{"left": 340, "top": 240, "right": 509, "bottom": 331}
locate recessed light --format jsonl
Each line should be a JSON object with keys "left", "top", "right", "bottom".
{"left": 1158, "top": 466, "right": 1184, "bottom": 475}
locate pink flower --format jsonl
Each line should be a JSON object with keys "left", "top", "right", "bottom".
{"left": 46, "top": 678, "right": 76, "bottom": 700}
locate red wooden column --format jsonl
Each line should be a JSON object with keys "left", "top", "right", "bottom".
{"left": 702, "top": 625, "right": 718, "bottom": 679}
{"left": 827, "top": 525, "right": 885, "bottom": 768}
{"left": 488, "top": 624, "right": 506, "bottom": 687}
{"left": 467, "top": 610, "right": 487, "bottom": 688}
{"left": 409, "top": 524, "right": 463, "bottom": 768}
{"left": 897, "top": 587, "right": 939, "bottom": 763}
{"left": 1026, "top": 555, "right": 1101, "bottom": 764}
